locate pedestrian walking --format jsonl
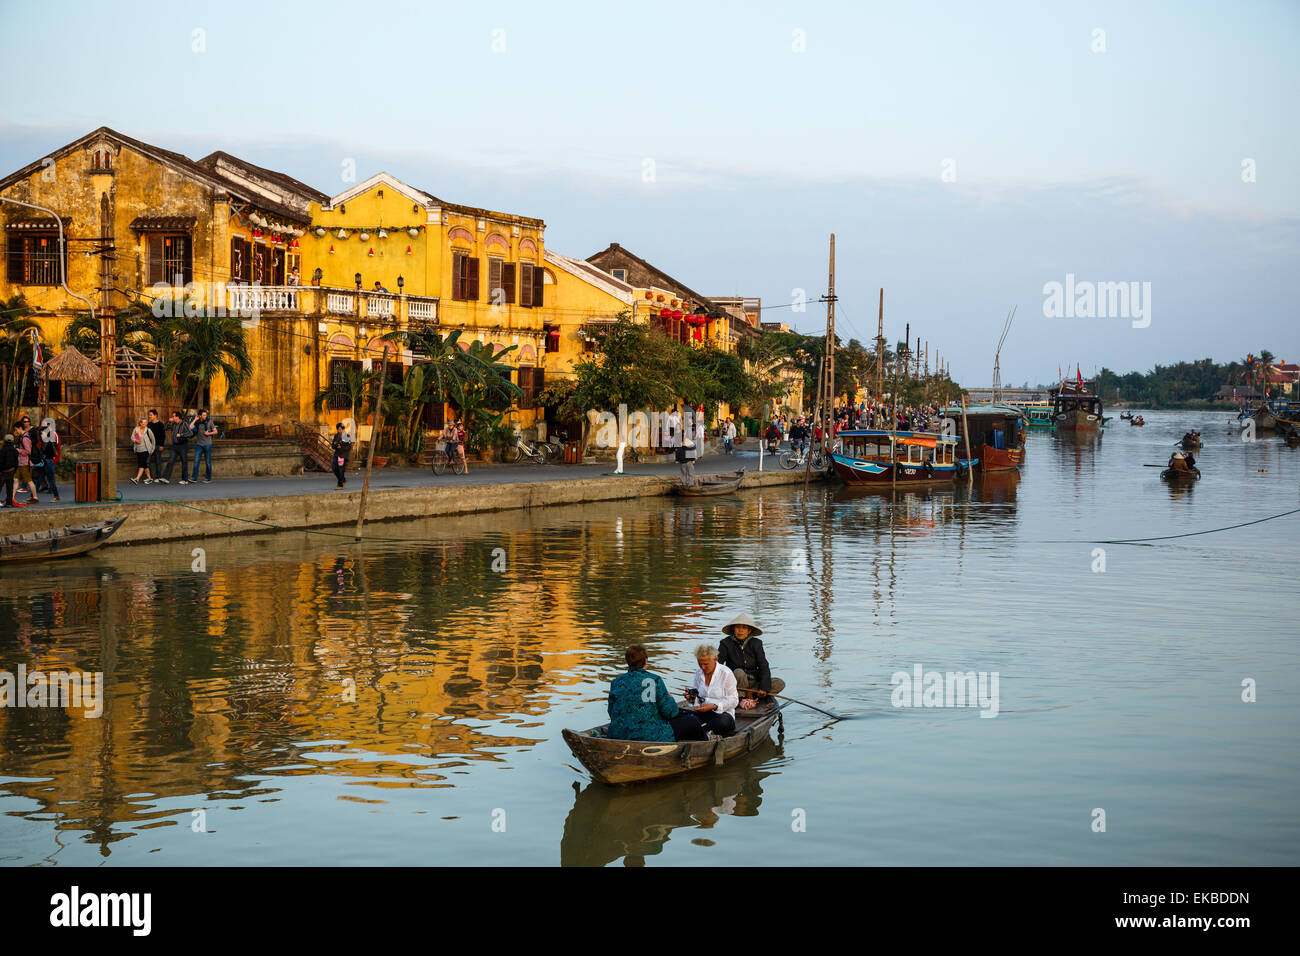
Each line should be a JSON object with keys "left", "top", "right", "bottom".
{"left": 190, "top": 409, "right": 217, "bottom": 483}
{"left": 146, "top": 409, "right": 168, "bottom": 484}
{"left": 12, "top": 422, "right": 40, "bottom": 504}
{"left": 456, "top": 420, "right": 469, "bottom": 474}
{"left": 722, "top": 417, "right": 736, "bottom": 454}
{"left": 37, "top": 419, "right": 60, "bottom": 502}
{"left": 331, "top": 423, "right": 352, "bottom": 489}
{"left": 0, "top": 432, "right": 18, "bottom": 508}
{"left": 130, "top": 418, "right": 155, "bottom": 484}
{"left": 162, "top": 410, "right": 192, "bottom": 484}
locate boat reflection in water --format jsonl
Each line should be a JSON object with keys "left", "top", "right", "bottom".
{"left": 561, "top": 738, "right": 782, "bottom": 867}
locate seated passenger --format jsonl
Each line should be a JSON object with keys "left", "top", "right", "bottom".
{"left": 606, "top": 644, "right": 701, "bottom": 742}
{"left": 685, "top": 644, "right": 739, "bottom": 738}
{"left": 718, "top": 613, "right": 785, "bottom": 710}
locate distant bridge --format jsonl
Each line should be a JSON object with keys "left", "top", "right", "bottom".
{"left": 964, "top": 386, "right": 1049, "bottom": 405}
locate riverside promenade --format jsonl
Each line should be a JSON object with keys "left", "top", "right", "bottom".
{"left": 0, "top": 449, "right": 821, "bottom": 548}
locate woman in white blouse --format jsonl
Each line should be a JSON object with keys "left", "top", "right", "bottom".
{"left": 685, "top": 644, "right": 739, "bottom": 738}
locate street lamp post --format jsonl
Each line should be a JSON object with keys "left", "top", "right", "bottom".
{"left": 0, "top": 195, "right": 114, "bottom": 499}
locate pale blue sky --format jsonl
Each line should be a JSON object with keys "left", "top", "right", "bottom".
{"left": 1, "top": 0, "right": 1296, "bottom": 382}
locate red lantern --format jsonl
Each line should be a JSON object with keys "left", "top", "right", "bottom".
{"left": 406, "top": 245, "right": 413, "bottom": 255}
{"left": 657, "top": 294, "right": 665, "bottom": 302}
{"left": 644, "top": 291, "right": 652, "bottom": 299}
{"left": 368, "top": 248, "right": 375, "bottom": 257}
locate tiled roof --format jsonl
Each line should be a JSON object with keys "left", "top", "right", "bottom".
{"left": 130, "top": 216, "right": 197, "bottom": 232}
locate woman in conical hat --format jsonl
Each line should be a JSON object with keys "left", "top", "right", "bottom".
{"left": 718, "top": 613, "right": 784, "bottom": 709}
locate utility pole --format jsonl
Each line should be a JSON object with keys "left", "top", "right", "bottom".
{"left": 818, "top": 233, "right": 837, "bottom": 457}
{"left": 875, "top": 288, "right": 885, "bottom": 403}
{"left": 355, "top": 343, "right": 389, "bottom": 539}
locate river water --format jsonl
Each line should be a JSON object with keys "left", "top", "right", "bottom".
{"left": 1, "top": 409, "right": 1297, "bottom": 866}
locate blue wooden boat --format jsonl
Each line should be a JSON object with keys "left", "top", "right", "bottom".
{"left": 830, "top": 430, "right": 962, "bottom": 485}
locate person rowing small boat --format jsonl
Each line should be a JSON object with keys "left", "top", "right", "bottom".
{"left": 1180, "top": 430, "right": 1202, "bottom": 449}
{"left": 717, "top": 613, "right": 785, "bottom": 711}
{"left": 1162, "top": 450, "right": 1200, "bottom": 480}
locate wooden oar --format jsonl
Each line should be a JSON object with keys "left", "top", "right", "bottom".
{"left": 739, "top": 687, "right": 846, "bottom": 721}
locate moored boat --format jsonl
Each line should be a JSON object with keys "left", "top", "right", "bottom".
{"left": 829, "top": 430, "right": 962, "bottom": 485}
{"left": 1025, "top": 403, "right": 1055, "bottom": 429}
{"left": 675, "top": 468, "right": 746, "bottom": 496}
{"left": 1048, "top": 377, "right": 1104, "bottom": 431}
{"left": 941, "top": 403, "right": 1027, "bottom": 471}
{"left": 0, "top": 516, "right": 128, "bottom": 564}
{"left": 562, "top": 698, "right": 788, "bottom": 785}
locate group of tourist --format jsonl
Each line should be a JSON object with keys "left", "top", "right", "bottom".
{"left": 128, "top": 408, "right": 218, "bottom": 485}
{"left": 0, "top": 415, "right": 60, "bottom": 507}
{"left": 606, "top": 613, "right": 786, "bottom": 743}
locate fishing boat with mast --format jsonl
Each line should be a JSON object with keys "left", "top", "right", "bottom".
{"left": 1048, "top": 368, "right": 1104, "bottom": 431}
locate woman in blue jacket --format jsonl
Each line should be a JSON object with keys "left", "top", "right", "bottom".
{"left": 607, "top": 645, "right": 704, "bottom": 741}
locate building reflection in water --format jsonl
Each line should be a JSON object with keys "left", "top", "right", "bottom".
{"left": 0, "top": 480, "right": 1020, "bottom": 861}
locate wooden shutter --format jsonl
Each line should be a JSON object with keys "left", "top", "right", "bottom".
{"left": 452, "top": 254, "right": 464, "bottom": 299}
{"left": 502, "top": 263, "right": 516, "bottom": 304}
{"left": 6, "top": 235, "right": 22, "bottom": 283}
{"left": 488, "top": 257, "right": 503, "bottom": 304}
{"left": 532, "top": 265, "right": 544, "bottom": 308}
{"left": 146, "top": 235, "right": 163, "bottom": 285}
{"left": 519, "top": 263, "right": 534, "bottom": 307}
{"left": 467, "top": 257, "right": 480, "bottom": 300}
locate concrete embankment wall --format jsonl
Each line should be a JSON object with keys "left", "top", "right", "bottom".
{"left": 1, "top": 469, "right": 822, "bottom": 549}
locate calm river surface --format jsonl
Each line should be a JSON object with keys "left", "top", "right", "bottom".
{"left": 2, "top": 409, "right": 1297, "bottom": 866}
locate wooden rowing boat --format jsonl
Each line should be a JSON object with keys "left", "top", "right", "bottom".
{"left": 675, "top": 468, "right": 746, "bottom": 496}
{"left": 0, "top": 516, "right": 128, "bottom": 564}
{"left": 1161, "top": 465, "right": 1200, "bottom": 481}
{"left": 562, "top": 699, "right": 788, "bottom": 785}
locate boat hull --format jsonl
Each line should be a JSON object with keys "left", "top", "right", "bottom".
{"left": 979, "top": 443, "right": 1023, "bottom": 471}
{"left": 830, "top": 453, "right": 957, "bottom": 485}
{"left": 674, "top": 468, "right": 746, "bottom": 496}
{"left": 562, "top": 701, "right": 786, "bottom": 785}
{"left": 1054, "top": 409, "right": 1102, "bottom": 430}
{"left": 0, "top": 516, "right": 128, "bottom": 564}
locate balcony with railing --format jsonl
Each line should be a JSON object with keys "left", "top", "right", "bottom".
{"left": 225, "top": 285, "right": 438, "bottom": 327}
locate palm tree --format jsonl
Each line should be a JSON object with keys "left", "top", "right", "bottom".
{"left": 63, "top": 305, "right": 162, "bottom": 358}
{"left": 314, "top": 365, "right": 378, "bottom": 427}
{"left": 160, "top": 314, "right": 253, "bottom": 407}
{"left": 0, "top": 295, "right": 40, "bottom": 426}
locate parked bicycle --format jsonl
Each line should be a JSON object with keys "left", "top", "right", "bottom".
{"left": 779, "top": 445, "right": 827, "bottom": 470}
{"left": 505, "top": 434, "right": 551, "bottom": 465}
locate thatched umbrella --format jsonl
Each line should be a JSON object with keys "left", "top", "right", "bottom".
{"left": 43, "top": 344, "right": 99, "bottom": 384}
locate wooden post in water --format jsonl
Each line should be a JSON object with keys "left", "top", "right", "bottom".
{"left": 805, "top": 356, "right": 824, "bottom": 493}
{"left": 355, "top": 343, "right": 389, "bottom": 539}
{"left": 960, "top": 394, "right": 974, "bottom": 489}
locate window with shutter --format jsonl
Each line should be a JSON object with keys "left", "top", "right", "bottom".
{"left": 532, "top": 265, "right": 544, "bottom": 308}
{"left": 453, "top": 253, "right": 480, "bottom": 301}
{"left": 467, "top": 256, "right": 480, "bottom": 300}
{"left": 519, "top": 263, "right": 534, "bottom": 308}
{"left": 5, "top": 232, "right": 67, "bottom": 285}
{"left": 488, "top": 257, "right": 503, "bottom": 306}
{"left": 502, "top": 263, "right": 516, "bottom": 304}
{"left": 147, "top": 234, "right": 190, "bottom": 285}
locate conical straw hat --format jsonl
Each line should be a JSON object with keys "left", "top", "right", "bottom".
{"left": 722, "top": 613, "right": 763, "bottom": 637}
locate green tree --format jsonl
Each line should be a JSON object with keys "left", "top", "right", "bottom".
{"left": 0, "top": 295, "right": 40, "bottom": 426}
{"left": 159, "top": 314, "right": 253, "bottom": 406}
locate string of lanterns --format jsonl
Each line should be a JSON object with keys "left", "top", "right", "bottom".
{"left": 313, "top": 225, "right": 425, "bottom": 240}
